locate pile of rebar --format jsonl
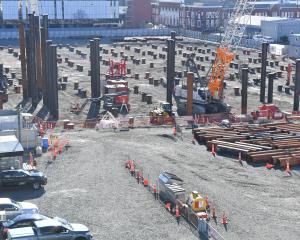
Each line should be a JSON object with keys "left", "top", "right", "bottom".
{"left": 193, "top": 122, "right": 300, "bottom": 167}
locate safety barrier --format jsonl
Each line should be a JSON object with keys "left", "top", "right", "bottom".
{"left": 125, "top": 159, "right": 226, "bottom": 240}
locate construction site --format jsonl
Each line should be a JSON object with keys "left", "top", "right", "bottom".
{"left": 0, "top": 1, "right": 300, "bottom": 240}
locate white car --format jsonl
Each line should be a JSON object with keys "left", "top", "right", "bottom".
{"left": 0, "top": 198, "right": 38, "bottom": 220}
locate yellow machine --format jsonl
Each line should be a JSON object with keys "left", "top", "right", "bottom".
{"left": 187, "top": 191, "right": 207, "bottom": 212}
{"left": 149, "top": 102, "right": 173, "bottom": 125}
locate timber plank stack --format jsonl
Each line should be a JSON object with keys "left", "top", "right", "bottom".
{"left": 193, "top": 123, "right": 300, "bottom": 167}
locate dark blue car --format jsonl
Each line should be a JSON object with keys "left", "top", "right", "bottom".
{"left": 1, "top": 213, "right": 49, "bottom": 238}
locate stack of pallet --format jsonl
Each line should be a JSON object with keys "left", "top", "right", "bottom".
{"left": 193, "top": 123, "right": 300, "bottom": 167}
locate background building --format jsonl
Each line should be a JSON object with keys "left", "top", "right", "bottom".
{"left": 125, "top": 0, "right": 153, "bottom": 27}
{"left": 0, "top": 0, "right": 120, "bottom": 26}
{"left": 152, "top": 0, "right": 300, "bottom": 32}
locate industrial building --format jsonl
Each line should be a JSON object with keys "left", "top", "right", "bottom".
{"left": 288, "top": 33, "right": 300, "bottom": 58}
{"left": 261, "top": 18, "right": 300, "bottom": 42}
{"left": 0, "top": 0, "right": 120, "bottom": 26}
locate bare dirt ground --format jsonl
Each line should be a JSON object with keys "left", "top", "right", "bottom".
{"left": 0, "top": 37, "right": 299, "bottom": 240}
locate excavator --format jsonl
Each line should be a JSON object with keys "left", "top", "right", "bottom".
{"left": 174, "top": 0, "right": 256, "bottom": 115}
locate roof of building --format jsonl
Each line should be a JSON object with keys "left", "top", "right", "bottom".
{"left": 236, "top": 15, "right": 287, "bottom": 27}
{"left": 0, "top": 135, "right": 24, "bottom": 157}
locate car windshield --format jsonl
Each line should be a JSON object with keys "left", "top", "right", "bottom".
{"left": 53, "top": 217, "right": 73, "bottom": 230}
{"left": 3, "top": 219, "right": 15, "bottom": 227}
{"left": 10, "top": 200, "right": 21, "bottom": 208}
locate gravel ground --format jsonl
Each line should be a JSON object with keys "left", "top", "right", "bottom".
{"left": 1, "top": 128, "right": 299, "bottom": 240}
{"left": 0, "top": 37, "right": 300, "bottom": 240}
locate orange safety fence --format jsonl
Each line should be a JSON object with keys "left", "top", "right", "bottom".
{"left": 124, "top": 159, "right": 226, "bottom": 240}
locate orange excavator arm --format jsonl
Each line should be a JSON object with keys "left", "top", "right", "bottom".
{"left": 208, "top": 47, "right": 234, "bottom": 100}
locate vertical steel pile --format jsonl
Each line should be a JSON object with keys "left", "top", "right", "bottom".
{"left": 241, "top": 68, "right": 248, "bottom": 114}
{"left": 45, "top": 41, "right": 59, "bottom": 118}
{"left": 40, "top": 15, "right": 49, "bottom": 106}
{"left": 18, "top": 22, "right": 28, "bottom": 99}
{"left": 260, "top": 42, "right": 268, "bottom": 103}
{"left": 187, "top": 72, "right": 193, "bottom": 115}
{"left": 90, "top": 38, "right": 101, "bottom": 98}
{"left": 34, "top": 15, "right": 42, "bottom": 99}
{"left": 166, "top": 39, "right": 175, "bottom": 105}
{"left": 267, "top": 73, "right": 274, "bottom": 104}
{"left": 294, "top": 59, "right": 300, "bottom": 111}
{"left": 171, "top": 31, "right": 176, "bottom": 40}
{"left": 27, "top": 14, "right": 38, "bottom": 107}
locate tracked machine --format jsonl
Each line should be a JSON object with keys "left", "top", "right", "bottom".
{"left": 174, "top": 0, "right": 257, "bottom": 115}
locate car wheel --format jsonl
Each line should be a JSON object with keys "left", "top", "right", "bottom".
{"left": 32, "top": 182, "right": 41, "bottom": 190}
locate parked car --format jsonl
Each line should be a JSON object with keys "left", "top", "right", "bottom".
{"left": 0, "top": 169, "right": 47, "bottom": 190}
{"left": 0, "top": 198, "right": 38, "bottom": 221}
{"left": 7, "top": 218, "right": 92, "bottom": 240}
{"left": 1, "top": 213, "right": 49, "bottom": 238}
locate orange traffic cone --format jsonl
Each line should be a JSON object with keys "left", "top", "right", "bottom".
{"left": 172, "top": 126, "right": 177, "bottom": 136}
{"left": 211, "top": 144, "right": 216, "bottom": 157}
{"left": 143, "top": 178, "right": 149, "bottom": 187}
{"left": 165, "top": 202, "right": 171, "bottom": 212}
{"left": 221, "top": 212, "right": 228, "bottom": 225}
{"left": 265, "top": 163, "right": 274, "bottom": 169}
{"left": 285, "top": 161, "right": 291, "bottom": 174}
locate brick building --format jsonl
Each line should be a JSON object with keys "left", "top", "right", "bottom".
{"left": 152, "top": 0, "right": 300, "bottom": 32}
{"left": 126, "top": 0, "right": 153, "bottom": 27}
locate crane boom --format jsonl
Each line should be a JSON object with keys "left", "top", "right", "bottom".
{"left": 208, "top": 0, "right": 256, "bottom": 99}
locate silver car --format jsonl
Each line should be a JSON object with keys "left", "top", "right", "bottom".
{"left": 0, "top": 198, "right": 38, "bottom": 220}
{"left": 7, "top": 218, "right": 92, "bottom": 240}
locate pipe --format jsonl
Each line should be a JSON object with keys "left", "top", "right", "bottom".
{"left": 187, "top": 72, "right": 193, "bottom": 115}
{"left": 293, "top": 59, "right": 300, "bottom": 111}
{"left": 260, "top": 42, "right": 268, "bottom": 103}
{"left": 241, "top": 68, "right": 248, "bottom": 114}
{"left": 267, "top": 73, "right": 274, "bottom": 104}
